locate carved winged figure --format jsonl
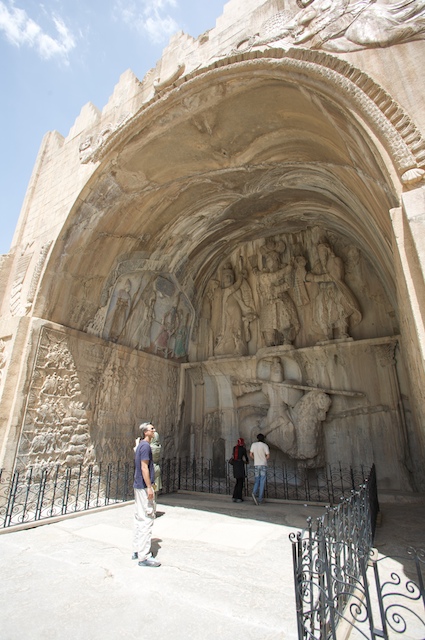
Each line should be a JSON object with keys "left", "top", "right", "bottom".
{"left": 235, "top": 0, "right": 425, "bottom": 52}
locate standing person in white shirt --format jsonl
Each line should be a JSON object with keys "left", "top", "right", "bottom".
{"left": 250, "top": 433, "right": 270, "bottom": 505}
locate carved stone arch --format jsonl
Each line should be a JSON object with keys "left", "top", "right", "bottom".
{"left": 184, "top": 49, "right": 425, "bottom": 183}
{"left": 91, "top": 48, "right": 425, "bottom": 186}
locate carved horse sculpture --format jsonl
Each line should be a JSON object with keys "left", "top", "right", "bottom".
{"left": 262, "top": 386, "right": 332, "bottom": 468}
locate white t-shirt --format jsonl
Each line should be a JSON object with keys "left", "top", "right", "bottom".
{"left": 250, "top": 441, "right": 270, "bottom": 466}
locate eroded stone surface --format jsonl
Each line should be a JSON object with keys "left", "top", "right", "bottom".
{"left": 1, "top": 0, "right": 425, "bottom": 493}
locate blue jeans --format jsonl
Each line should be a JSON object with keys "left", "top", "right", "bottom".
{"left": 253, "top": 465, "right": 267, "bottom": 503}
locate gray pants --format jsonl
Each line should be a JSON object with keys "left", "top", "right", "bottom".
{"left": 133, "top": 488, "right": 155, "bottom": 561}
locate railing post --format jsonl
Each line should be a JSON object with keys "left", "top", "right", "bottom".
{"left": 96, "top": 462, "right": 102, "bottom": 508}
{"left": 105, "top": 464, "right": 112, "bottom": 505}
{"left": 84, "top": 465, "right": 93, "bottom": 510}
{"left": 62, "top": 467, "right": 71, "bottom": 515}
{"left": 3, "top": 470, "right": 20, "bottom": 528}
{"left": 35, "top": 467, "right": 48, "bottom": 521}
{"left": 74, "top": 465, "right": 83, "bottom": 512}
{"left": 291, "top": 531, "right": 304, "bottom": 640}
{"left": 290, "top": 465, "right": 383, "bottom": 639}
{"left": 21, "top": 467, "right": 34, "bottom": 525}
{"left": 114, "top": 461, "right": 121, "bottom": 502}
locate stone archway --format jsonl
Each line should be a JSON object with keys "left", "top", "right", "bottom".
{"left": 7, "top": 51, "right": 424, "bottom": 491}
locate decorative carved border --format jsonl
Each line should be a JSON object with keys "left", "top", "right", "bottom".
{"left": 85, "top": 48, "right": 425, "bottom": 185}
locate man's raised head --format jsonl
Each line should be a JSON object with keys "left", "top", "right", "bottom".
{"left": 139, "top": 422, "right": 156, "bottom": 438}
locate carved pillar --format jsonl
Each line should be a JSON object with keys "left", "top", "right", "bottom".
{"left": 186, "top": 366, "right": 205, "bottom": 458}
{"left": 375, "top": 340, "right": 413, "bottom": 487}
{"left": 391, "top": 187, "right": 425, "bottom": 489}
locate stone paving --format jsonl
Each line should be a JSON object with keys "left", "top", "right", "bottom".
{"left": 0, "top": 492, "right": 423, "bottom": 640}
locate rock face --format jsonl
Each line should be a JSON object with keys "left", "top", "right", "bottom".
{"left": 1, "top": 0, "right": 425, "bottom": 492}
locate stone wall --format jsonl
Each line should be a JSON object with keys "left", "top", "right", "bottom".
{"left": 1, "top": 0, "right": 425, "bottom": 493}
{"left": 181, "top": 336, "right": 411, "bottom": 491}
{"left": 7, "top": 321, "right": 179, "bottom": 472}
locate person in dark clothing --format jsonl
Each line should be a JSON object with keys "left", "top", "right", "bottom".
{"left": 231, "top": 437, "right": 248, "bottom": 502}
{"left": 132, "top": 422, "right": 161, "bottom": 567}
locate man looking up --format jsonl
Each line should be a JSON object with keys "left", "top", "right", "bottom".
{"left": 132, "top": 422, "right": 161, "bottom": 567}
{"left": 250, "top": 433, "right": 270, "bottom": 505}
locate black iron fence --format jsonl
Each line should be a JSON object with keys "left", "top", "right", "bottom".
{"left": 0, "top": 462, "right": 134, "bottom": 529}
{"left": 0, "top": 458, "right": 366, "bottom": 529}
{"left": 163, "top": 458, "right": 367, "bottom": 503}
{"left": 2, "top": 459, "right": 423, "bottom": 636}
{"left": 290, "top": 464, "right": 425, "bottom": 639}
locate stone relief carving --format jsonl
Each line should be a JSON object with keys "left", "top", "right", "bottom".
{"left": 232, "top": 356, "right": 332, "bottom": 468}
{"left": 306, "top": 241, "right": 362, "bottom": 341}
{"left": 75, "top": 48, "right": 425, "bottom": 182}
{"left": 79, "top": 113, "right": 132, "bottom": 164}
{"left": 108, "top": 279, "right": 132, "bottom": 343}
{"left": 252, "top": 238, "right": 300, "bottom": 347}
{"left": 9, "top": 242, "right": 51, "bottom": 317}
{"left": 235, "top": 0, "right": 425, "bottom": 53}
{"left": 26, "top": 242, "right": 52, "bottom": 308}
{"left": 153, "top": 63, "right": 185, "bottom": 93}
{"left": 17, "top": 329, "right": 93, "bottom": 471}
{"left": 375, "top": 341, "right": 397, "bottom": 368}
{"left": 0, "top": 339, "right": 8, "bottom": 390}
{"left": 87, "top": 270, "right": 193, "bottom": 361}
{"left": 264, "top": 384, "right": 332, "bottom": 468}
{"left": 252, "top": 49, "right": 425, "bottom": 182}
{"left": 17, "top": 326, "right": 180, "bottom": 472}
{"left": 210, "top": 261, "right": 257, "bottom": 357}
{"left": 203, "top": 229, "right": 372, "bottom": 357}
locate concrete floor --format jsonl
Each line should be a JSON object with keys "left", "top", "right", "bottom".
{"left": 0, "top": 492, "right": 423, "bottom": 640}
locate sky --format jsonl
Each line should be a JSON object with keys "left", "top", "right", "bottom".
{"left": 0, "top": 0, "right": 228, "bottom": 255}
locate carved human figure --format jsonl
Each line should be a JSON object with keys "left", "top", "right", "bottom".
{"left": 155, "top": 306, "right": 179, "bottom": 357}
{"left": 292, "top": 256, "right": 310, "bottom": 307}
{"left": 203, "top": 279, "right": 220, "bottom": 355}
{"left": 133, "top": 287, "right": 157, "bottom": 350}
{"left": 254, "top": 249, "right": 300, "bottom": 347}
{"left": 173, "top": 310, "right": 189, "bottom": 359}
{"left": 270, "top": 356, "right": 284, "bottom": 382}
{"left": 314, "top": 0, "right": 425, "bottom": 51}
{"left": 289, "top": 0, "right": 358, "bottom": 47}
{"left": 40, "top": 372, "right": 59, "bottom": 395}
{"left": 212, "top": 262, "right": 257, "bottom": 357}
{"left": 239, "top": 0, "right": 425, "bottom": 52}
{"left": 43, "top": 342, "right": 62, "bottom": 369}
{"left": 306, "top": 243, "right": 361, "bottom": 340}
{"left": 116, "top": 276, "right": 156, "bottom": 350}
{"left": 109, "top": 279, "right": 132, "bottom": 342}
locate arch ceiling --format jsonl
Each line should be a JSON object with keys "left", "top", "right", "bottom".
{"left": 38, "top": 54, "right": 404, "bottom": 332}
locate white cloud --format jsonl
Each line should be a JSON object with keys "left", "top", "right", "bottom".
{"left": 0, "top": 2, "right": 75, "bottom": 61}
{"left": 114, "top": 0, "right": 180, "bottom": 44}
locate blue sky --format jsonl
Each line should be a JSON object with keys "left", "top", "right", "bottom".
{"left": 0, "top": 0, "right": 228, "bottom": 255}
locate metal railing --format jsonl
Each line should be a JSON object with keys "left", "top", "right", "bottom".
{"left": 0, "top": 462, "right": 133, "bottom": 529}
{"left": 290, "top": 464, "right": 425, "bottom": 639}
{"left": 162, "top": 458, "right": 367, "bottom": 504}
{"left": 0, "top": 458, "right": 366, "bottom": 529}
